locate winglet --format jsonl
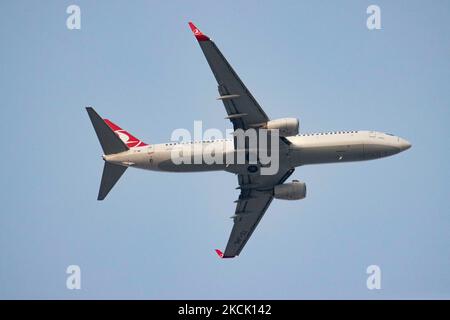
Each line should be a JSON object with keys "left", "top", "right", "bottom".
{"left": 215, "top": 249, "right": 224, "bottom": 258}
{"left": 188, "top": 22, "right": 210, "bottom": 41}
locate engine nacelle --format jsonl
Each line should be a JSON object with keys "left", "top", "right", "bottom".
{"left": 274, "top": 180, "right": 306, "bottom": 200}
{"left": 265, "top": 118, "right": 299, "bottom": 137}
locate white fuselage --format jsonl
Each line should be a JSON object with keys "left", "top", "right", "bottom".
{"left": 104, "top": 130, "right": 411, "bottom": 173}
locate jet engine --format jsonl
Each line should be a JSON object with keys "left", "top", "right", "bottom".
{"left": 274, "top": 180, "right": 306, "bottom": 200}
{"left": 265, "top": 118, "right": 299, "bottom": 137}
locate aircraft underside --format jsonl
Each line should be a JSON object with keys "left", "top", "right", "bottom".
{"left": 86, "top": 22, "right": 411, "bottom": 258}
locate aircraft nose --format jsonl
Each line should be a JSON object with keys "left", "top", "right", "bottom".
{"left": 398, "top": 138, "right": 412, "bottom": 151}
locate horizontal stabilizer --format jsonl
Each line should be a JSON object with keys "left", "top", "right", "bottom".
{"left": 98, "top": 162, "right": 127, "bottom": 200}
{"left": 86, "top": 107, "right": 129, "bottom": 155}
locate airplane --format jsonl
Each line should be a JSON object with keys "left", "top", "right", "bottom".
{"left": 86, "top": 22, "right": 411, "bottom": 259}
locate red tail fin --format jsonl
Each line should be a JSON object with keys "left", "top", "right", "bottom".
{"left": 103, "top": 119, "right": 148, "bottom": 148}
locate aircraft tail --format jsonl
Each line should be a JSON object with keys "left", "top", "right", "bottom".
{"left": 86, "top": 107, "right": 129, "bottom": 155}
{"left": 97, "top": 162, "right": 127, "bottom": 200}
{"left": 103, "top": 119, "right": 148, "bottom": 148}
{"left": 86, "top": 107, "right": 129, "bottom": 200}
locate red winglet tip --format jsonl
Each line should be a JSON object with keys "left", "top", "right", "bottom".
{"left": 215, "top": 249, "right": 224, "bottom": 258}
{"left": 188, "top": 21, "right": 209, "bottom": 41}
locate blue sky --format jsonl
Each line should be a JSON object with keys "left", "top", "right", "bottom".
{"left": 0, "top": 0, "right": 449, "bottom": 299}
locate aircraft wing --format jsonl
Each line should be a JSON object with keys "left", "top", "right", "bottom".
{"left": 189, "top": 22, "right": 294, "bottom": 258}
{"left": 218, "top": 168, "right": 295, "bottom": 258}
{"left": 189, "top": 22, "right": 269, "bottom": 130}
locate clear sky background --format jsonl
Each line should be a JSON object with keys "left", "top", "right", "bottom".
{"left": 0, "top": 0, "right": 449, "bottom": 299}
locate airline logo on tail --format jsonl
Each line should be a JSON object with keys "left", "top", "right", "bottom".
{"left": 103, "top": 119, "right": 148, "bottom": 148}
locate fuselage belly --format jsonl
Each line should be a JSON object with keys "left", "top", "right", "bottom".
{"left": 104, "top": 130, "right": 411, "bottom": 173}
